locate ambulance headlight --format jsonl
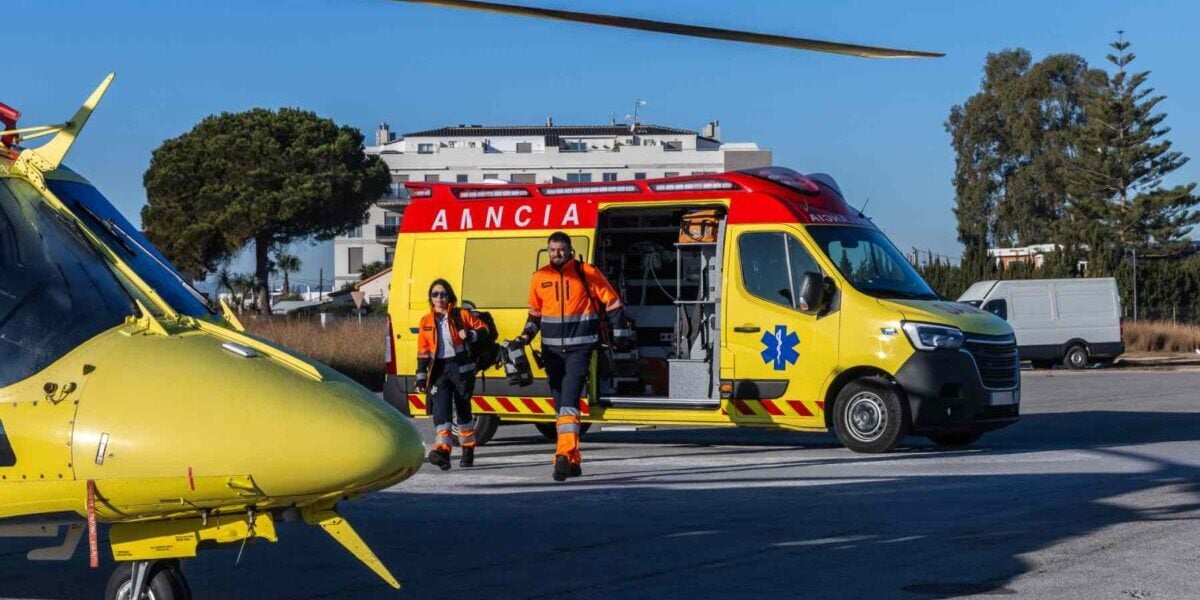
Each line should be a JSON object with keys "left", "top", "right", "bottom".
{"left": 901, "top": 322, "right": 964, "bottom": 351}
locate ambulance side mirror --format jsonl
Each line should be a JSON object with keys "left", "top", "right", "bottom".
{"left": 796, "top": 272, "right": 825, "bottom": 314}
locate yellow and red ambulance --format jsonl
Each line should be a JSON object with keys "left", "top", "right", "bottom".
{"left": 384, "top": 167, "right": 1019, "bottom": 452}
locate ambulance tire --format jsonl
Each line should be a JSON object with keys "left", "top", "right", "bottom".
{"left": 474, "top": 415, "right": 500, "bottom": 446}
{"left": 533, "top": 422, "right": 592, "bottom": 442}
{"left": 106, "top": 560, "right": 192, "bottom": 600}
{"left": 832, "top": 377, "right": 910, "bottom": 454}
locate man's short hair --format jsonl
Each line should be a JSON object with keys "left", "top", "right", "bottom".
{"left": 547, "top": 231, "right": 572, "bottom": 248}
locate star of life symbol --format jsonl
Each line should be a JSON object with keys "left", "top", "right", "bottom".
{"left": 760, "top": 325, "right": 800, "bottom": 371}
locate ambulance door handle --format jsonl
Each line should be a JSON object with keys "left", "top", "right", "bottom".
{"left": 733, "top": 325, "right": 760, "bottom": 333}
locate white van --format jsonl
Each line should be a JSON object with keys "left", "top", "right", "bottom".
{"left": 958, "top": 278, "right": 1124, "bottom": 369}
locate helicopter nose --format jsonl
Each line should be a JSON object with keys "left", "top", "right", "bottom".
{"left": 298, "top": 381, "right": 426, "bottom": 495}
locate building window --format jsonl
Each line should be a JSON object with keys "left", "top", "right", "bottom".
{"left": 417, "top": 143, "right": 434, "bottom": 154}
{"left": 634, "top": 172, "right": 647, "bottom": 180}
{"left": 483, "top": 173, "right": 498, "bottom": 181}
{"left": 691, "top": 171, "right": 716, "bottom": 175}
{"left": 561, "top": 140, "right": 587, "bottom": 153}
{"left": 348, "top": 247, "right": 364, "bottom": 275}
{"left": 516, "top": 142, "right": 532, "bottom": 153}
{"left": 424, "top": 174, "right": 440, "bottom": 182}
{"left": 602, "top": 172, "right": 618, "bottom": 182}
{"left": 663, "top": 140, "right": 683, "bottom": 152}
{"left": 384, "top": 247, "right": 395, "bottom": 265}
{"left": 393, "top": 174, "right": 409, "bottom": 182}
{"left": 566, "top": 173, "right": 592, "bottom": 183}
{"left": 664, "top": 172, "right": 679, "bottom": 178}
{"left": 739, "top": 232, "right": 822, "bottom": 310}
{"left": 511, "top": 173, "right": 536, "bottom": 184}
{"left": 348, "top": 226, "right": 363, "bottom": 238}
{"left": 384, "top": 212, "right": 401, "bottom": 227}
{"left": 456, "top": 174, "right": 469, "bottom": 183}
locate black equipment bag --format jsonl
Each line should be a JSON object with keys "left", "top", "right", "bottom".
{"left": 460, "top": 301, "right": 502, "bottom": 373}
{"left": 501, "top": 340, "right": 534, "bottom": 387}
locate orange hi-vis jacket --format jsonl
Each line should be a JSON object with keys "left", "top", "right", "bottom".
{"left": 522, "top": 259, "right": 632, "bottom": 350}
{"left": 415, "top": 306, "right": 489, "bottom": 388}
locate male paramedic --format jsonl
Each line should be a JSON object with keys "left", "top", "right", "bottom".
{"left": 519, "top": 231, "right": 633, "bottom": 481}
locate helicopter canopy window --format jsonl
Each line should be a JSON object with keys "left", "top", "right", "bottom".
{"left": 0, "top": 179, "right": 136, "bottom": 388}
{"left": 46, "top": 180, "right": 216, "bottom": 320}
{"left": 808, "top": 225, "right": 939, "bottom": 301}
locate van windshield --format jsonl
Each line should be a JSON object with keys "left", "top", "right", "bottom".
{"left": 46, "top": 180, "right": 218, "bottom": 320}
{"left": 807, "top": 225, "right": 940, "bottom": 301}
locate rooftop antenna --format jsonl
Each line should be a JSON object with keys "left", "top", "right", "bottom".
{"left": 857, "top": 197, "right": 871, "bottom": 218}
{"left": 627, "top": 98, "right": 648, "bottom": 133}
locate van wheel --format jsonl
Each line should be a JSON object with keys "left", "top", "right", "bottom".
{"left": 534, "top": 422, "right": 591, "bottom": 442}
{"left": 928, "top": 432, "right": 982, "bottom": 447}
{"left": 474, "top": 415, "right": 500, "bottom": 446}
{"left": 832, "top": 377, "right": 910, "bottom": 454}
{"left": 1063, "top": 345, "right": 1089, "bottom": 370}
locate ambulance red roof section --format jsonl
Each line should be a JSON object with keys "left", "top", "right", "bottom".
{"left": 397, "top": 167, "right": 875, "bottom": 234}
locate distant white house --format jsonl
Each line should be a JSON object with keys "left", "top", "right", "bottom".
{"left": 355, "top": 267, "right": 392, "bottom": 305}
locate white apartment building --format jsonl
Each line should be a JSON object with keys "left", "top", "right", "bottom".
{"left": 333, "top": 120, "right": 771, "bottom": 289}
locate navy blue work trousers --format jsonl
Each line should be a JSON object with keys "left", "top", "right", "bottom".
{"left": 541, "top": 347, "right": 592, "bottom": 411}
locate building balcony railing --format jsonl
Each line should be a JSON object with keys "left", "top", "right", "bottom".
{"left": 377, "top": 191, "right": 411, "bottom": 210}
{"left": 375, "top": 224, "right": 400, "bottom": 245}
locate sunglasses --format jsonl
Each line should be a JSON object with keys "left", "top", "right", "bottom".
{"left": 430, "top": 291, "right": 449, "bottom": 299}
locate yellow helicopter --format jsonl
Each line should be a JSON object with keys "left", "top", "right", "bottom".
{"left": 0, "top": 75, "right": 425, "bottom": 600}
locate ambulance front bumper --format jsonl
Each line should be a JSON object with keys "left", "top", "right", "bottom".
{"left": 894, "top": 341, "right": 1021, "bottom": 434}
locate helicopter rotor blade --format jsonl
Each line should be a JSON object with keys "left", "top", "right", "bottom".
{"left": 393, "top": 0, "right": 943, "bottom": 59}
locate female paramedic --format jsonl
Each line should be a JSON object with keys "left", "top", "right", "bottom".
{"left": 414, "top": 279, "right": 490, "bottom": 469}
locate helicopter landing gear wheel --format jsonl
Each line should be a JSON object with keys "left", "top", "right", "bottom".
{"left": 105, "top": 559, "right": 192, "bottom": 600}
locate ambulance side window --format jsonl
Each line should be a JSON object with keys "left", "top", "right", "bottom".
{"left": 739, "top": 232, "right": 820, "bottom": 311}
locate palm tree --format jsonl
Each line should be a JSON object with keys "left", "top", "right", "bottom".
{"left": 216, "top": 267, "right": 236, "bottom": 306}
{"left": 230, "top": 273, "right": 256, "bottom": 313}
{"left": 273, "top": 250, "right": 302, "bottom": 296}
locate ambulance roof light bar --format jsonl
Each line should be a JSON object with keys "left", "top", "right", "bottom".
{"left": 455, "top": 187, "right": 531, "bottom": 199}
{"left": 649, "top": 179, "right": 739, "bottom": 192}
{"left": 541, "top": 184, "right": 640, "bottom": 196}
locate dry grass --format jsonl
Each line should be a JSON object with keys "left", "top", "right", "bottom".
{"left": 244, "top": 316, "right": 388, "bottom": 390}
{"left": 1123, "top": 320, "right": 1200, "bottom": 353}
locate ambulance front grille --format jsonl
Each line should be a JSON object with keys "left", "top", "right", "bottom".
{"left": 963, "top": 335, "right": 1019, "bottom": 390}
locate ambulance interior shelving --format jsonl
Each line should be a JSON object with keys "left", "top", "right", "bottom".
{"left": 593, "top": 206, "right": 725, "bottom": 406}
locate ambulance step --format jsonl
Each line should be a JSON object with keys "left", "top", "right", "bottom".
{"left": 600, "top": 396, "right": 721, "bottom": 410}
{"left": 599, "top": 425, "right": 656, "bottom": 432}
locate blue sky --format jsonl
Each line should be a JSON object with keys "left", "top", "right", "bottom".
{"left": 7, "top": 0, "right": 1199, "bottom": 288}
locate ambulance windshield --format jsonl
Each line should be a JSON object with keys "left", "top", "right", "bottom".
{"left": 808, "top": 225, "right": 940, "bottom": 301}
{"left": 46, "top": 180, "right": 218, "bottom": 320}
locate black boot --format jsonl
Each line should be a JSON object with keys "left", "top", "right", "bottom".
{"left": 552, "top": 455, "right": 571, "bottom": 482}
{"left": 428, "top": 448, "right": 451, "bottom": 471}
{"left": 459, "top": 446, "right": 475, "bottom": 467}
{"left": 569, "top": 462, "right": 582, "bottom": 477}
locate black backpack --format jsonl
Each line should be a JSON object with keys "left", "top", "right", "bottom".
{"left": 460, "top": 301, "right": 501, "bottom": 373}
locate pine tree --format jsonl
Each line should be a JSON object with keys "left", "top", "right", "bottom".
{"left": 1068, "top": 32, "right": 1199, "bottom": 252}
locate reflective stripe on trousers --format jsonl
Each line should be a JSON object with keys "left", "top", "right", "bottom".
{"left": 435, "top": 423, "right": 453, "bottom": 451}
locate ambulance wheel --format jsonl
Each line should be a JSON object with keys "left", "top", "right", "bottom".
{"left": 106, "top": 560, "right": 192, "bottom": 600}
{"left": 928, "top": 432, "right": 982, "bottom": 448}
{"left": 533, "top": 422, "right": 591, "bottom": 441}
{"left": 832, "top": 377, "right": 910, "bottom": 454}
{"left": 474, "top": 415, "right": 500, "bottom": 446}
{"left": 1063, "top": 345, "right": 1089, "bottom": 370}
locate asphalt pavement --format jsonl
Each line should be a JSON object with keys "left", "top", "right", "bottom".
{"left": 4, "top": 368, "right": 1200, "bottom": 600}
